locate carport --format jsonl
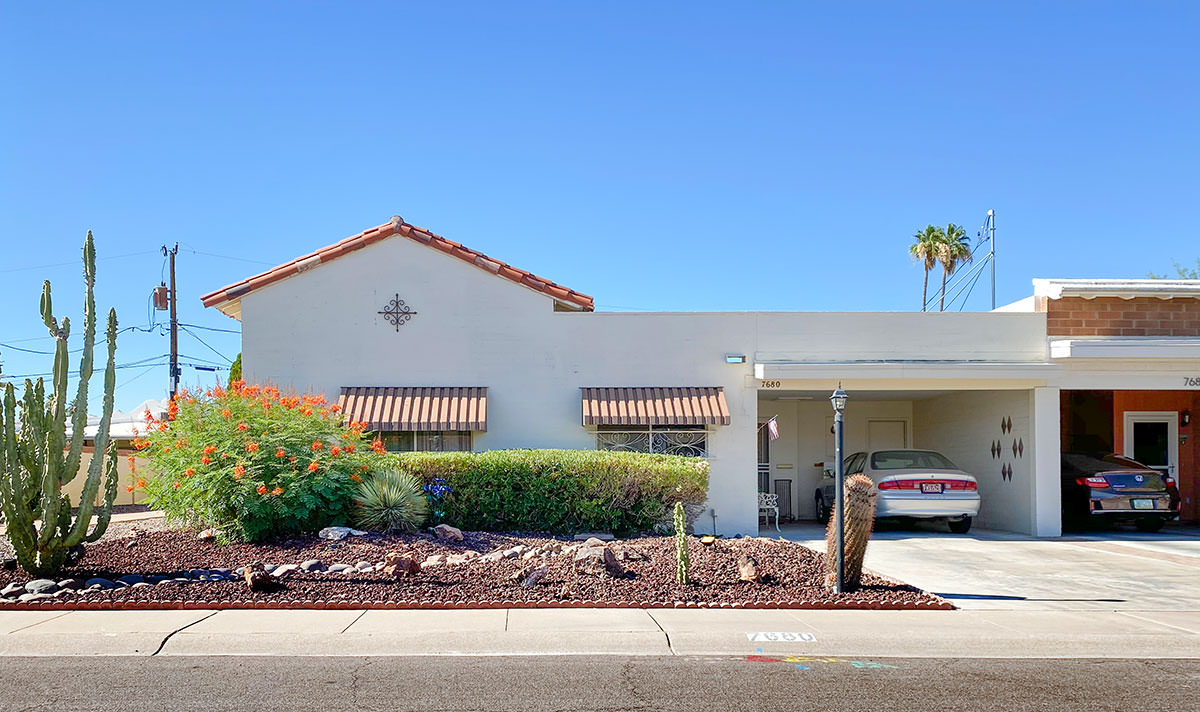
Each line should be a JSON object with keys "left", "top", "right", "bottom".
{"left": 755, "top": 361, "right": 1062, "bottom": 536}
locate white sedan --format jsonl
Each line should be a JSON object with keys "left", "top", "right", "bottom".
{"left": 815, "top": 449, "right": 981, "bottom": 533}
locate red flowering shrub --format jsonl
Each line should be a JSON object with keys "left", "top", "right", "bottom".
{"left": 138, "top": 382, "right": 383, "bottom": 542}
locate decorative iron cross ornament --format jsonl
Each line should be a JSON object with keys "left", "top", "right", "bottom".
{"left": 378, "top": 293, "right": 417, "bottom": 331}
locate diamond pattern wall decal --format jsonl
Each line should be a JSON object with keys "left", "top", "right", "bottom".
{"left": 1018, "top": 439, "right": 1024, "bottom": 458}
{"left": 1012, "top": 440, "right": 1019, "bottom": 457}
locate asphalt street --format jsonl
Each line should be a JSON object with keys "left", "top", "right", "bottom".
{"left": 2, "top": 655, "right": 1196, "bottom": 711}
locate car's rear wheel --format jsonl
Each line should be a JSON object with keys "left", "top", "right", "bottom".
{"left": 947, "top": 516, "right": 972, "bottom": 534}
{"left": 1134, "top": 518, "right": 1165, "bottom": 533}
{"left": 814, "top": 494, "right": 830, "bottom": 523}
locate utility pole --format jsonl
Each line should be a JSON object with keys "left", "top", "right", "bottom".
{"left": 162, "top": 244, "right": 179, "bottom": 397}
{"left": 986, "top": 210, "right": 996, "bottom": 311}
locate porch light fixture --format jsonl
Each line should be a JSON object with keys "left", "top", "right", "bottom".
{"left": 829, "top": 384, "right": 849, "bottom": 594}
{"left": 724, "top": 353, "right": 746, "bottom": 364}
{"left": 1183, "top": 410, "right": 1191, "bottom": 427}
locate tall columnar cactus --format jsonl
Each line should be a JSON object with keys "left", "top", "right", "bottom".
{"left": 674, "top": 499, "right": 690, "bottom": 585}
{"left": 824, "top": 473, "right": 877, "bottom": 591}
{"left": 0, "top": 232, "right": 119, "bottom": 577}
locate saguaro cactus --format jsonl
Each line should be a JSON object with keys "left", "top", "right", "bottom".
{"left": 674, "top": 499, "right": 691, "bottom": 585}
{"left": 0, "top": 232, "right": 119, "bottom": 576}
{"left": 824, "top": 473, "right": 877, "bottom": 591}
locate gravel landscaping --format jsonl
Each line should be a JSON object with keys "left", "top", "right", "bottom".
{"left": 0, "top": 527, "right": 950, "bottom": 610}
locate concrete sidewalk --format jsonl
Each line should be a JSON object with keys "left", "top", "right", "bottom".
{"left": 1, "top": 608, "right": 1196, "bottom": 659}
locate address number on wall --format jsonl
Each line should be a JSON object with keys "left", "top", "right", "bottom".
{"left": 1186, "top": 377, "right": 1200, "bottom": 387}
{"left": 760, "top": 380, "right": 783, "bottom": 389}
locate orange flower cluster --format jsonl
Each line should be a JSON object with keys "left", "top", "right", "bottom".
{"left": 246, "top": 441, "right": 260, "bottom": 453}
{"left": 234, "top": 465, "right": 246, "bottom": 478}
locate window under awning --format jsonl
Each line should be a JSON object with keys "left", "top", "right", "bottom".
{"left": 580, "top": 387, "right": 731, "bottom": 427}
{"left": 337, "top": 387, "right": 487, "bottom": 431}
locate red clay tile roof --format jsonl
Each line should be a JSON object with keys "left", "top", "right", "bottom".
{"left": 199, "top": 216, "right": 594, "bottom": 313}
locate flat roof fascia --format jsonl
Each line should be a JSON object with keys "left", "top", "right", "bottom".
{"left": 1050, "top": 338, "right": 1200, "bottom": 359}
{"left": 1033, "top": 278, "right": 1200, "bottom": 300}
{"left": 754, "top": 361, "right": 1059, "bottom": 383}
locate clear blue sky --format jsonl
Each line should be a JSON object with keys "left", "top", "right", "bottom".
{"left": 2, "top": 2, "right": 1198, "bottom": 411}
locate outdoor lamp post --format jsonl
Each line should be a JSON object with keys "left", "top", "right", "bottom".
{"left": 830, "top": 385, "right": 849, "bottom": 594}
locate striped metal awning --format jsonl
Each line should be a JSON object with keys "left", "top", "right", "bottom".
{"left": 337, "top": 387, "right": 487, "bottom": 431}
{"left": 580, "top": 387, "right": 731, "bottom": 427}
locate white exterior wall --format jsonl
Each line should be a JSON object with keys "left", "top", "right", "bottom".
{"left": 761, "top": 399, "right": 914, "bottom": 519}
{"left": 913, "top": 390, "right": 1034, "bottom": 534}
{"left": 231, "top": 234, "right": 1055, "bottom": 537}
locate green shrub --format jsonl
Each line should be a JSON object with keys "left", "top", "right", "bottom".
{"left": 137, "top": 382, "right": 385, "bottom": 542}
{"left": 353, "top": 468, "right": 429, "bottom": 533}
{"left": 394, "top": 449, "right": 708, "bottom": 535}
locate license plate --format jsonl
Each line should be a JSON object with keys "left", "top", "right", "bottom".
{"left": 1131, "top": 499, "right": 1155, "bottom": 510}
{"left": 921, "top": 483, "right": 944, "bottom": 494}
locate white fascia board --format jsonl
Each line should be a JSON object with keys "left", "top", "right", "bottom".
{"left": 755, "top": 361, "right": 1059, "bottom": 381}
{"left": 1050, "top": 338, "right": 1200, "bottom": 359}
{"left": 1033, "top": 278, "right": 1200, "bottom": 300}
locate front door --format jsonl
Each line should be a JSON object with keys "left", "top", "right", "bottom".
{"left": 1123, "top": 411, "right": 1179, "bottom": 478}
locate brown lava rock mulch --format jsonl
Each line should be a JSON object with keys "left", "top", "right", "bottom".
{"left": 0, "top": 529, "right": 951, "bottom": 611}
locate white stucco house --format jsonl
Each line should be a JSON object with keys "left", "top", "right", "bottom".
{"left": 201, "top": 217, "right": 1200, "bottom": 537}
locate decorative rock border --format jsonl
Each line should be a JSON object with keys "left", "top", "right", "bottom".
{"left": 0, "top": 596, "right": 954, "bottom": 612}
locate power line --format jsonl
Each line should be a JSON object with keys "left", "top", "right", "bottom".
{"left": 0, "top": 325, "right": 164, "bottom": 356}
{"left": 177, "top": 322, "right": 241, "bottom": 334}
{"left": 177, "top": 243, "right": 275, "bottom": 266}
{"left": 2, "top": 356, "right": 170, "bottom": 381}
{"left": 113, "top": 363, "right": 162, "bottom": 393}
{"left": 0, "top": 250, "right": 159, "bottom": 275}
{"left": 178, "top": 325, "right": 234, "bottom": 364}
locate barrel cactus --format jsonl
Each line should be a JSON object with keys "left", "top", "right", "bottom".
{"left": 0, "top": 231, "right": 119, "bottom": 577}
{"left": 674, "top": 499, "right": 691, "bottom": 585}
{"left": 824, "top": 473, "right": 877, "bottom": 591}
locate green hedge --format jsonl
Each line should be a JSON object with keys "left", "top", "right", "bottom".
{"left": 394, "top": 449, "right": 708, "bottom": 535}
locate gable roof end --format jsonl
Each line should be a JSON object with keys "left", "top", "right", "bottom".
{"left": 199, "top": 216, "right": 595, "bottom": 318}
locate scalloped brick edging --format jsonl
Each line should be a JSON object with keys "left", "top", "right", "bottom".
{"left": 0, "top": 596, "right": 955, "bottom": 612}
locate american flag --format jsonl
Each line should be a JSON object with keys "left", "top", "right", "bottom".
{"left": 766, "top": 417, "right": 779, "bottom": 441}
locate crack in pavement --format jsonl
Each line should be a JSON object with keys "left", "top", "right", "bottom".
{"left": 151, "top": 610, "right": 219, "bottom": 656}
{"left": 643, "top": 610, "right": 675, "bottom": 655}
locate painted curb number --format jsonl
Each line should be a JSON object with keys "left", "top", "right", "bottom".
{"left": 746, "top": 631, "right": 816, "bottom": 642}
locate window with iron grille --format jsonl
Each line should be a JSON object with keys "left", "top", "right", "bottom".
{"left": 595, "top": 425, "right": 708, "bottom": 457}
{"left": 379, "top": 431, "right": 472, "bottom": 453}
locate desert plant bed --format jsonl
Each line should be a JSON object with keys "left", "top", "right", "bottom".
{"left": 0, "top": 529, "right": 950, "bottom": 611}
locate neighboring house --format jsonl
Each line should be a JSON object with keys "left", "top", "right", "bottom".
{"left": 199, "top": 217, "right": 1200, "bottom": 536}
{"left": 63, "top": 399, "right": 164, "bottom": 507}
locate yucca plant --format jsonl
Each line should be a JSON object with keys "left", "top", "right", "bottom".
{"left": 354, "top": 468, "right": 429, "bottom": 533}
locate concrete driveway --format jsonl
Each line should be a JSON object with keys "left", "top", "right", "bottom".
{"left": 781, "top": 521, "right": 1200, "bottom": 611}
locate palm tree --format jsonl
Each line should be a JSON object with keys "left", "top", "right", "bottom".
{"left": 936, "top": 223, "right": 972, "bottom": 311}
{"left": 909, "top": 225, "right": 942, "bottom": 311}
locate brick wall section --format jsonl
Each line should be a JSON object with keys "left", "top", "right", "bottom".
{"left": 1045, "top": 297, "right": 1200, "bottom": 337}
